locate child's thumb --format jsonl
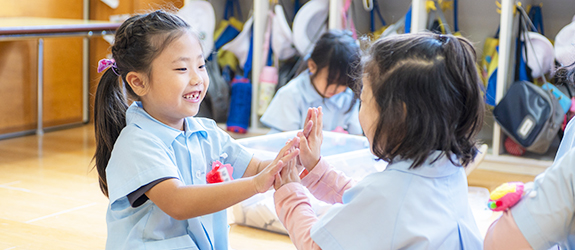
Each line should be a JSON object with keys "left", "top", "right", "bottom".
{"left": 274, "top": 160, "right": 284, "bottom": 173}
{"left": 298, "top": 134, "right": 310, "bottom": 152}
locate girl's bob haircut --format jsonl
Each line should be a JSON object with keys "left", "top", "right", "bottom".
{"left": 363, "top": 32, "right": 484, "bottom": 169}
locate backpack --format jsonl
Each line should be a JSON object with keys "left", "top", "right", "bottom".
{"left": 493, "top": 80, "right": 564, "bottom": 154}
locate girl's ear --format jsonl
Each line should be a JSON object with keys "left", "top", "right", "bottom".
{"left": 125, "top": 72, "right": 149, "bottom": 97}
{"left": 308, "top": 60, "right": 317, "bottom": 75}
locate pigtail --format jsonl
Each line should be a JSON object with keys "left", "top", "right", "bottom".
{"left": 93, "top": 68, "right": 128, "bottom": 197}
{"left": 92, "top": 10, "right": 192, "bottom": 197}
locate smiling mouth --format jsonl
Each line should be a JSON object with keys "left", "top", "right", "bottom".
{"left": 183, "top": 91, "right": 201, "bottom": 102}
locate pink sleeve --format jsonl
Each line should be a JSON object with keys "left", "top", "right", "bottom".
{"left": 484, "top": 210, "right": 532, "bottom": 250}
{"left": 300, "top": 158, "right": 356, "bottom": 204}
{"left": 274, "top": 183, "right": 322, "bottom": 250}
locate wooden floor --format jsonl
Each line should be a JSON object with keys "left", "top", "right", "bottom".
{"left": 0, "top": 124, "right": 536, "bottom": 249}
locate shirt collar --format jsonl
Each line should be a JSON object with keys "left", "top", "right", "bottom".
{"left": 126, "top": 102, "right": 208, "bottom": 146}
{"left": 384, "top": 151, "right": 462, "bottom": 178}
{"left": 299, "top": 70, "right": 353, "bottom": 109}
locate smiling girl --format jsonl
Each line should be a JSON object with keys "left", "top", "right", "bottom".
{"left": 93, "top": 10, "right": 298, "bottom": 249}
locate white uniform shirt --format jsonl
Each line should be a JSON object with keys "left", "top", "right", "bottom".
{"left": 260, "top": 70, "right": 362, "bottom": 135}
{"left": 511, "top": 118, "right": 575, "bottom": 249}
{"left": 105, "top": 102, "right": 252, "bottom": 250}
{"left": 310, "top": 152, "right": 483, "bottom": 249}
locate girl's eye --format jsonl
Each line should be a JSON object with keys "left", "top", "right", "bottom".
{"left": 176, "top": 68, "right": 187, "bottom": 71}
{"left": 199, "top": 64, "right": 206, "bottom": 69}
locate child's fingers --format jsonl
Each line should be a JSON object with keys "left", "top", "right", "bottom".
{"left": 303, "top": 120, "right": 313, "bottom": 138}
{"left": 274, "top": 137, "right": 299, "bottom": 164}
{"left": 303, "top": 108, "right": 313, "bottom": 132}
{"left": 272, "top": 160, "right": 284, "bottom": 175}
{"left": 307, "top": 108, "right": 319, "bottom": 139}
{"left": 316, "top": 107, "right": 324, "bottom": 136}
{"left": 274, "top": 173, "right": 282, "bottom": 190}
{"left": 298, "top": 133, "right": 310, "bottom": 153}
{"left": 279, "top": 148, "right": 300, "bottom": 164}
{"left": 289, "top": 164, "right": 300, "bottom": 180}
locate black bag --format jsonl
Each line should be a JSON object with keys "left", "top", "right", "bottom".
{"left": 197, "top": 57, "right": 230, "bottom": 123}
{"left": 493, "top": 80, "right": 564, "bottom": 154}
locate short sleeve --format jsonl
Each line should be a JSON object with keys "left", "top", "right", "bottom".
{"left": 106, "top": 126, "right": 181, "bottom": 204}
{"left": 206, "top": 120, "right": 253, "bottom": 179}
{"left": 127, "top": 177, "right": 176, "bottom": 207}
{"left": 556, "top": 118, "right": 575, "bottom": 160}
{"left": 511, "top": 149, "right": 575, "bottom": 249}
{"left": 260, "top": 84, "right": 303, "bottom": 132}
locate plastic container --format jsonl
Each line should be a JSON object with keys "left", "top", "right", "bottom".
{"left": 256, "top": 66, "right": 278, "bottom": 116}
{"left": 238, "top": 131, "right": 370, "bottom": 157}
{"left": 232, "top": 131, "right": 383, "bottom": 234}
{"left": 467, "top": 186, "right": 493, "bottom": 238}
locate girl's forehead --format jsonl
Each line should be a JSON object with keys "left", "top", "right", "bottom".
{"left": 157, "top": 33, "right": 203, "bottom": 61}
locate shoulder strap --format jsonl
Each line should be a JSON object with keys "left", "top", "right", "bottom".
{"left": 370, "top": 1, "right": 386, "bottom": 32}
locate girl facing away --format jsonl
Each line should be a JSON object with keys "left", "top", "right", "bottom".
{"left": 273, "top": 33, "right": 485, "bottom": 249}
{"left": 484, "top": 64, "right": 575, "bottom": 249}
{"left": 93, "top": 10, "right": 299, "bottom": 249}
{"left": 260, "top": 29, "right": 363, "bottom": 135}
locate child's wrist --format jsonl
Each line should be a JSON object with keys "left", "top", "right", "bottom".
{"left": 304, "top": 157, "right": 321, "bottom": 174}
{"left": 249, "top": 176, "right": 263, "bottom": 194}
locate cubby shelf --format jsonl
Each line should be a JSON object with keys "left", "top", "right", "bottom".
{"left": 247, "top": 0, "right": 572, "bottom": 175}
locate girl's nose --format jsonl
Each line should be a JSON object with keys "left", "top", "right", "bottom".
{"left": 190, "top": 71, "right": 203, "bottom": 86}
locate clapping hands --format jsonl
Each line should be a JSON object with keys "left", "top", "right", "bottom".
{"left": 274, "top": 107, "right": 324, "bottom": 190}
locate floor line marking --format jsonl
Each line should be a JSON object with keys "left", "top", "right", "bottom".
{"left": 0, "top": 183, "right": 30, "bottom": 193}
{"left": 0, "top": 181, "right": 21, "bottom": 186}
{"left": 25, "top": 202, "right": 97, "bottom": 223}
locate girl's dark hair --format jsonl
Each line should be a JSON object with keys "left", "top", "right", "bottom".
{"left": 93, "top": 10, "right": 190, "bottom": 197}
{"left": 363, "top": 32, "right": 484, "bottom": 169}
{"left": 308, "top": 29, "right": 362, "bottom": 112}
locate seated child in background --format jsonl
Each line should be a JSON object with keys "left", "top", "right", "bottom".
{"left": 273, "top": 33, "right": 485, "bottom": 249}
{"left": 260, "top": 29, "right": 363, "bottom": 135}
{"left": 93, "top": 10, "right": 299, "bottom": 249}
{"left": 484, "top": 64, "right": 575, "bottom": 250}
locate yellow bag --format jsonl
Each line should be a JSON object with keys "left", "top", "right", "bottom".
{"left": 215, "top": 17, "right": 244, "bottom": 71}
{"left": 481, "top": 35, "right": 499, "bottom": 86}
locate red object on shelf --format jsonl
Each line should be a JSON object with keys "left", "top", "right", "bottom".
{"left": 504, "top": 137, "right": 526, "bottom": 156}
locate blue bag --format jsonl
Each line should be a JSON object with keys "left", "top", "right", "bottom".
{"left": 542, "top": 82, "right": 571, "bottom": 114}
{"left": 226, "top": 29, "right": 253, "bottom": 134}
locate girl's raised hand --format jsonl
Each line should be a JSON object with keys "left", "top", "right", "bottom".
{"left": 298, "top": 107, "right": 323, "bottom": 172}
{"left": 273, "top": 152, "right": 301, "bottom": 190}
{"left": 252, "top": 137, "right": 300, "bottom": 193}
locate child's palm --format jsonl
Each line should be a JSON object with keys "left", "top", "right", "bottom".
{"left": 274, "top": 156, "right": 301, "bottom": 190}
{"left": 253, "top": 138, "right": 299, "bottom": 193}
{"left": 298, "top": 107, "right": 323, "bottom": 171}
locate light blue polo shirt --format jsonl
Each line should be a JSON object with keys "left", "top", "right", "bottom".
{"left": 105, "top": 102, "right": 252, "bottom": 250}
{"left": 511, "top": 118, "right": 575, "bottom": 249}
{"left": 310, "top": 152, "right": 483, "bottom": 249}
{"left": 260, "top": 70, "right": 362, "bottom": 135}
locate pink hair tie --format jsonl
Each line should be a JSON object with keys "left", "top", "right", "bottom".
{"left": 97, "top": 58, "right": 120, "bottom": 76}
